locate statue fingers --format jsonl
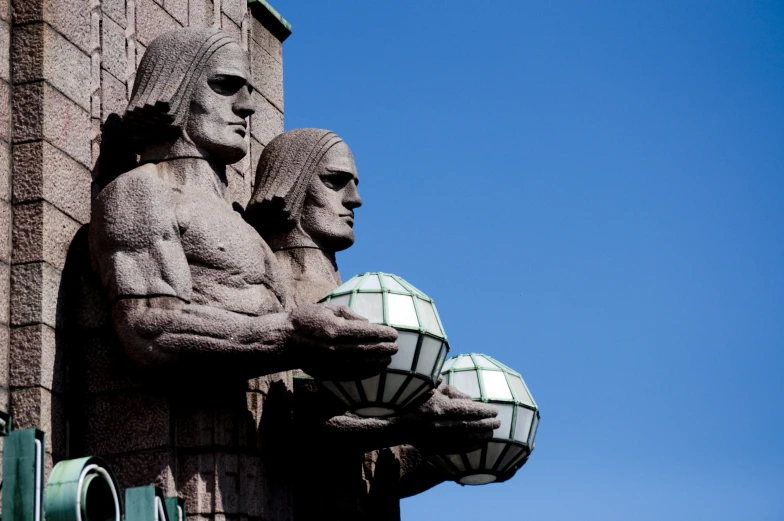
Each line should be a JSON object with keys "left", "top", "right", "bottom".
{"left": 326, "top": 304, "right": 369, "bottom": 322}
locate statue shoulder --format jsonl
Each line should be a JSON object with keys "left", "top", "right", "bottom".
{"left": 95, "top": 163, "right": 169, "bottom": 210}
{"left": 91, "top": 162, "right": 181, "bottom": 250}
{"left": 89, "top": 162, "right": 192, "bottom": 302}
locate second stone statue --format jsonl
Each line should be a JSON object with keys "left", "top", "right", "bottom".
{"left": 247, "top": 129, "right": 501, "bottom": 519}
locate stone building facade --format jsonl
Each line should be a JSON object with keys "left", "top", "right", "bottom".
{"left": 0, "top": 0, "right": 288, "bottom": 488}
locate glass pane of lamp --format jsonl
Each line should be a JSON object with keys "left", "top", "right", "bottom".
{"left": 440, "top": 357, "right": 456, "bottom": 372}
{"left": 497, "top": 445, "right": 524, "bottom": 473}
{"left": 341, "top": 382, "right": 362, "bottom": 402}
{"left": 513, "top": 406, "right": 534, "bottom": 443}
{"left": 466, "top": 449, "right": 482, "bottom": 470}
{"left": 388, "top": 331, "right": 419, "bottom": 370}
{"left": 432, "top": 346, "right": 447, "bottom": 379}
{"left": 333, "top": 277, "right": 360, "bottom": 294}
{"left": 494, "top": 404, "right": 514, "bottom": 439}
{"left": 485, "top": 441, "right": 506, "bottom": 469}
{"left": 472, "top": 355, "right": 498, "bottom": 369}
{"left": 328, "top": 293, "right": 351, "bottom": 307}
{"left": 529, "top": 413, "right": 539, "bottom": 447}
{"left": 453, "top": 356, "right": 475, "bottom": 369}
{"left": 416, "top": 299, "right": 442, "bottom": 336}
{"left": 482, "top": 371, "right": 514, "bottom": 400}
{"left": 415, "top": 336, "right": 442, "bottom": 375}
{"left": 353, "top": 293, "right": 384, "bottom": 323}
{"left": 322, "top": 382, "right": 348, "bottom": 404}
{"left": 431, "top": 456, "right": 452, "bottom": 473}
{"left": 403, "top": 383, "right": 430, "bottom": 407}
{"left": 382, "top": 373, "right": 408, "bottom": 403}
{"left": 361, "top": 374, "right": 380, "bottom": 402}
{"left": 359, "top": 273, "right": 381, "bottom": 290}
{"left": 381, "top": 275, "right": 406, "bottom": 292}
{"left": 395, "top": 377, "right": 425, "bottom": 404}
{"left": 387, "top": 293, "right": 419, "bottom": 328}
{"left": 453, "top": 370, "right": 481, "bottom": 399}
{"left": 508, "top": 375, "right": 535, "bottom": 407}
{"left": 446, "top": 454, "right": 466, "bottom": 472}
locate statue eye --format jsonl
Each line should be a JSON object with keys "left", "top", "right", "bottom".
{"left": 208, "top": 75, "right": 247, "bottom": 95}
{"left": 321, "top": 172, "right": 353, "bottom": 190}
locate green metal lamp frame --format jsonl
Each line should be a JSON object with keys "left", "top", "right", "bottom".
{"left": 432, "top": 353, "right": 540, "bottom": 485}
{"left": 320, "top": 272, "right": 451, "bottom": 416}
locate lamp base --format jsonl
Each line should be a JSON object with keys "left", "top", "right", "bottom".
{"left": 354, "top": 406, "right": 396, "bottom": 417}
{"left": 458, "top": 473, "right": 497, "bottom": 486}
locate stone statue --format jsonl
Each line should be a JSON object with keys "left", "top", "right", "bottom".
{"left": 246, "top": 129, "right": 501, "bottom": 520}
{"left": 85, "top": 29, "right": 397, "bottom": 521}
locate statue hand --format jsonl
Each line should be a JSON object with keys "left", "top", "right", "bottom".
{"left": 403, "top": 383, "right": 500, "bottom": 454}
{"left": 289, "top": 303, "right": 398, "bottom": 381}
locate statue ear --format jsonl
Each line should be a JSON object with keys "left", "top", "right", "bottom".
{"left": 93, "top": 113, "right": 139, "bottom": 192}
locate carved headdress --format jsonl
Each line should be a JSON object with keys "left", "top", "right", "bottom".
{"left": 123, "top": 27, "right": 238, "bottom": 144}
{"left": 247, "top": 128, "right": 344, "bottom": 235}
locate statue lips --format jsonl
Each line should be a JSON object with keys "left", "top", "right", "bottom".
{"left": 229, "top": 121, "right": 247, "bottom": 138}
{"left": 340, "top": 212, "right": 354, "bottom": 227}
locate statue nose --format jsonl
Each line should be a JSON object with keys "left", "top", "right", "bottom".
{"left": 235, "top": 88, "right": 255, "bottom": 119}
{"left": 345, "top": 183, "right": 362, "bottom": 209}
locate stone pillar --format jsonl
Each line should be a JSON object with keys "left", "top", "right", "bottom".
{"left": 3, "top": 0, "right": 289, "bottom": 492}
{"left": 0, "top": 0, "right": 11, "bottom": 496}
{"left": 8, "top": 0, "right": 93, "bottom": 474}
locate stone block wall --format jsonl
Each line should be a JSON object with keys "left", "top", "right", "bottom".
{"left": 0, "top": 0, "right": 11, "bottom": 492}
{"left": 0, "top": 0, "right": 286, "bottom": 482}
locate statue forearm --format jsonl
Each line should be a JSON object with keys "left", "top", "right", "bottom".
{"left": 112, "top": 297, "right": 296, "bottom": 376}
{"left": 112, "top": 297, "right": 397, "bottom": 382}
{"left": 318, "top": 415, "right": 407, "bottom": 453}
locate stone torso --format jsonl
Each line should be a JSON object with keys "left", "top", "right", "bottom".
{"left": 80, "top": 162, "right": 295, "bottom": 521}
{"left": 272, "top": 247, "right": 340, "bottom": 307}
{"left": 166, "top": 168, "right": 288, "bottom": 315}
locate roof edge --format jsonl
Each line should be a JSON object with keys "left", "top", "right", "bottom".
{"left": 248, "top": 0, "right": 292, "bottom": 42}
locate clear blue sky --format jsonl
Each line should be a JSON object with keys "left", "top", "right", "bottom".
{"left": 272, "top": 2, "right": 784, "bottom": 519}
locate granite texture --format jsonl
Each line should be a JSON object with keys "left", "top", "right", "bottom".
{"left": 79, "top": 27, "right": 396, "bottom": 521}
{"left": 247, "top": 129, "right": 500, "bottom": 519}
{"left": 4, "top": 0, "right": 288, "bottom": 497}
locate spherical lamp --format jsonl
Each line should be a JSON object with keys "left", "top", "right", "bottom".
{"left": 318, "top": 272, "right": 450, "bottom": 417}
{"left": 430, "top": 353, "right": 540, "bottom": 485}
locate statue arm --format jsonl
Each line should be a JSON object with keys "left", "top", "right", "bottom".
{"left": 294, "top": 379, "right": 500, "bottom": 497}
{"left": 110, "top": 297, "right": 294, "bottom": 374}
{"left": 91, "top": 169, "right": 396, "bottom": 379}
{"left": 89, "top": 168, "right": 294, "bottom": 375}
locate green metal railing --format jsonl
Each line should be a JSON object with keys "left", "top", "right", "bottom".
{"left": 0, "top": 412, "right": 185, "bottom": 521}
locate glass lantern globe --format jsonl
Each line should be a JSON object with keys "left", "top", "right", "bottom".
{"left": 318, "top": 272, "right": 450, "bottom": 417}
{"left": 430, "top": 353, "right": 540, "bottom": 485}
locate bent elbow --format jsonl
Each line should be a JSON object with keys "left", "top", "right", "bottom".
{"left": 111, "top": 299, "right": 181, "bottom": 369}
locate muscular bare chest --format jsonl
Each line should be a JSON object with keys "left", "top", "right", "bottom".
{"left": 173, "top": 188, "right": 288, "bottom": 314}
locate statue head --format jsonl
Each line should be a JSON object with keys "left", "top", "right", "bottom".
{"left": 124, "top": 28, "right": 254, "bottom": 164}
{"left": 247, "top": 128, "right": 362, "bottom": 253}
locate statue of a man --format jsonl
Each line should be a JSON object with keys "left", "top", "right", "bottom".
{"left": 246, "top": 129, "right": 501, "bottom": 520}
{"left": 87, "top": 29, "right": 397, "bottom": 520}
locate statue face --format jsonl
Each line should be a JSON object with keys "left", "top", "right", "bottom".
{"left": 185, "top": 42, "right": 254, "bottom": 164}
{"left": 300, "top": 142, "right": 362, "bottom": 252}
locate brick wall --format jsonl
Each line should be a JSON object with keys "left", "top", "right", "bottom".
{"left": 0, "top": 0, "right": 286, "bottom": 478}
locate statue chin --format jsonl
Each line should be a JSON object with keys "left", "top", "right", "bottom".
{"left": 321, "top": 231, "right": 355, "bottom": 253}
{"left": 205, "top": 141, "right": 248, "bottom": 166}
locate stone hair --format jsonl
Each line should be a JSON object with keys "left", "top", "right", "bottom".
{"left": 246, "top": 128, "right": 344, "bottom": 235}
{"left": 123, "top": 27, "right": 237, "bottom": 145}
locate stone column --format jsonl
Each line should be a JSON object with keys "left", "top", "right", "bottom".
{"left": 9, "top": 0, "right": 93, "bottom": 474}
{"left": 0, "top": 0, "right": 11, "bottom": 496}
